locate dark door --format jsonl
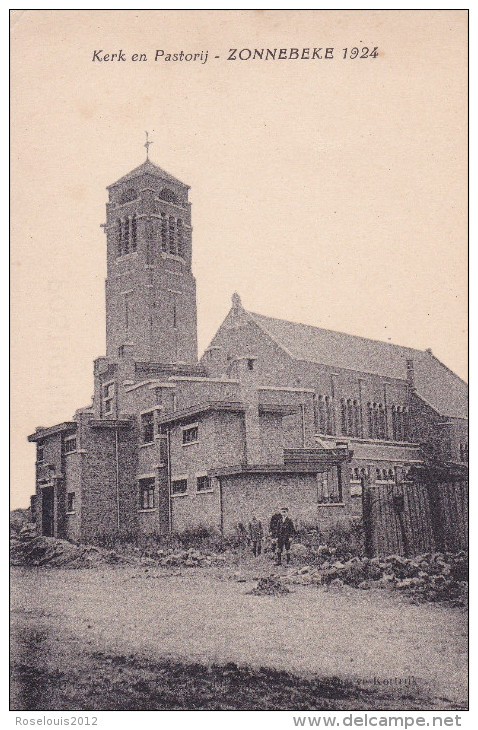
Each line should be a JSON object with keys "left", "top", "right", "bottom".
{"left": 41, "top": 486, "right": 54, "bottom": 537}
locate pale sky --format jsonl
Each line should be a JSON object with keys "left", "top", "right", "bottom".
{"left": 11, "top": 10, "right": 467, "bottom": 508}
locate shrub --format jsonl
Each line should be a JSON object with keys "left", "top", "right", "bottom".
{"left": 293, "top": 519, "right": 365, "bottom": 563}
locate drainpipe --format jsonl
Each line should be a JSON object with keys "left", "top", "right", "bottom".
{"left": 167, "top": 426, "right": 172, "bottom": 534}
{"left": 115, "top": 428, "right": 120, "bottom": 531}
{"left": 218, "top": 477, "right": 224, "bottom": 533}
{"left": 312, "top": 393, "right": 319, "bottom": 432}
{"left": 300, "top": 403, "right": 306, "bottom": 447}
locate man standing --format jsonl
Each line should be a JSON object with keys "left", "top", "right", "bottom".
{"left": 275, "top": 507, "right": 295, "bottom": 566}
{"left": 269, "top": 510, "right": 282, "bottom": 557}
{"left": 248, "top": 516, "right": 263, "bottom": 557}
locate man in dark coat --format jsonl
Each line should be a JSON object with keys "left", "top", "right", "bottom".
{"left": 269, "top": 511, "right": 282, "bottom": 556}
{"left": 275, "top": 507, "right": 295, "bottom": 565}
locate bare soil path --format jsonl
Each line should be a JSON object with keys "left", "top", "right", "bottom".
{"left": 10, "top": 565, "right": 467, "bottom": 711}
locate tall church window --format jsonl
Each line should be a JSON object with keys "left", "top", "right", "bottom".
{"left": 325, "top": 396, "right": 334, "bottom": 435}
{"left": 131, "top": 215, "right": 137, "bottom": 252}
{"left": 169, "top": 216, "right": 177, "bottom": 255}
{"left": 177, "top": 219, "right": 184, "bottom": 258}
{"left": 123, "top": 217, "right": 130, "bottom": 254}
{"left": 117, "top": 219, "right": 123, "bottom": 256}
{"left": 318, "top": 396, "right": 326, "bottom": 433}
{"left": 160, "top": 213, "right": 168, "bottom": 252}
{"left": 340, "top": 399, "right": 347, "bottom": 435}
{"left": 378, "top": 405, "right": 386, "bottom": 440}
{"left": 402, "top": 407, "right": 409, "bottom": 440}
{"left": 347, "top": 399, "right": 354, "bottom": 435}
{"left": 353, "top": 400, "right": 361, "bottom": 437}
{"left": 367, "top": 403, "right": 373, "bottom": 438}
{"left": 340, "top": 398, "right": 361, "bottom": 437}
{"left": 391, "top": 405, "right": 408, "bottom": 441}
{"left": 391, "top": 406, "right": 397, "bottom": 439}
{"left": 368, "top": 402, "right": 386, "bottom": 440}
{"left": 396, "top": 407, "right": 403, "bottom": 441}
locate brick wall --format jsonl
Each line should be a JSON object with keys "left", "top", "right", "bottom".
{"left": 80, "top": 422, "right": 138, "bottom": 543}
{"left": 220, "top": 473, "right": 320, "bottom": 533}
{"left": 63, "top": 452, "right": 81, "bottom": 542}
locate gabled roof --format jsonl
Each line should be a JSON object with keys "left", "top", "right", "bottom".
{"left": 214, "top": 306, "right": 467, "bottom": 420}
{"left": 107, "top": 159, "right": 189, "bottom": 189}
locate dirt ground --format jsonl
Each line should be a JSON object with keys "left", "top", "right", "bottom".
{"left": 10, "top": 562, "right": 468, "bottom": 711}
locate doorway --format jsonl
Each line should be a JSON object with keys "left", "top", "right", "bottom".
{"left": 41, "top": 486, "right": 54, "bottom": 537}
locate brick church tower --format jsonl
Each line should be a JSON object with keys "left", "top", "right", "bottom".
{"left": 104, "top": 151, "right": 198, "bottom": 365}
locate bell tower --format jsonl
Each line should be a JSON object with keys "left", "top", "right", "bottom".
{"left": 103, "top": 140, "right": 198, "bottom": 365}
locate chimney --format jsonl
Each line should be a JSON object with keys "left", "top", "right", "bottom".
{"left": 203, "top": 345, "right": 227, "bottom": 376}
{"left": 232, "top": 355, "right": 263, "bottom": 465}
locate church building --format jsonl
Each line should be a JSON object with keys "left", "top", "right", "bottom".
{"left": 28, "top": 152, "right": 468, "bottom": 543}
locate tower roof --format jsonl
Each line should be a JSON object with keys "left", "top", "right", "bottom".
{"left": 107, "top": 159, "right": 189, "bottom": 189}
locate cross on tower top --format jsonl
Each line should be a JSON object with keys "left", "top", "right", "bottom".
{"left": 144, "top": 131, "right": 153, "bottom": 159}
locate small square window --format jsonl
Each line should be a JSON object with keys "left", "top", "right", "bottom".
{"left": 64, "top": 436, "right": 77, "bottom": 454}
{"left": 196, "top": 475, "right": 211, "bottom": 492}
{"left": 182, "top": 425, "right": 198, "bottom": 445}
{"left": 139, "top": 478, "right": 155, "bottom": 509}
{"left": 67, "top": 492, "right": 75, "bottom": 512}
{"left": 172, "top": 478, "right": 188, "bottom": 495}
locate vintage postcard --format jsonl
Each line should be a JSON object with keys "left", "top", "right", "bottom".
{"left": 10, "top": 9, "right": 468, "bottom": 720}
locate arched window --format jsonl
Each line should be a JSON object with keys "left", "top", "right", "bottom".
{"left": 119, "top": 188, "right": 137, "bottom": 204}
{"left": 158, "top": 188, "right": 179, "bottom": 204}
{"left": 123, "top": 217, "right": 130, "bottom": 254}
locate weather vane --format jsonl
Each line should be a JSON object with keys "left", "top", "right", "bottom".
{"left": 144, "top": 131, "right": 153, "bottom": 159}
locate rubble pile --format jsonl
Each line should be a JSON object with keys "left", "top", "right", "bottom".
{"left": 10, "top": 524, "right": 228, "bottom": 570}
{"left": 248, "top": 576, "right": 290, "bottom": 596}
{"left": 285, "top": 551, "right": 468, "bottom": 605}
{"left": 10, "top": 525, "right": 125, "bottom": 568}
{"left": 140, "top": 547, "right": 229, "bottom": 568}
